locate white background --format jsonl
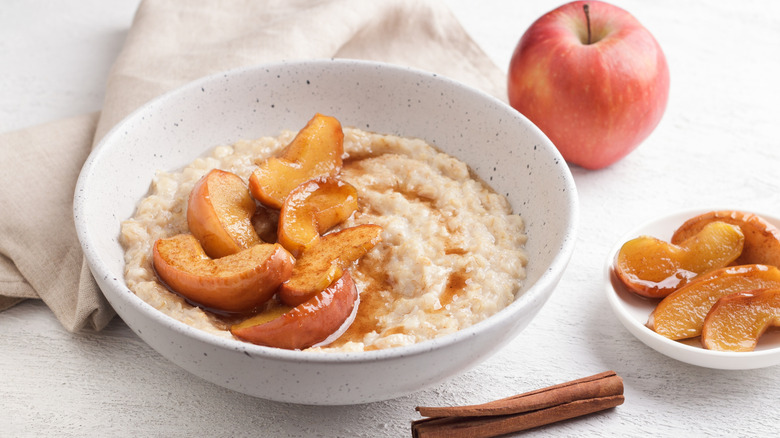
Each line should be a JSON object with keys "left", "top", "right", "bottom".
{"left": 2, "top": 0, "right": 779, "bottom": 436}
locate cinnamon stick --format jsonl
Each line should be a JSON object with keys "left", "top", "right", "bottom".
{"left": 412, "top": 371, "right": 624, "bottom": 438}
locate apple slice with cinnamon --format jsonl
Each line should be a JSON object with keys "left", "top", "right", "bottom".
{"left": 671, "top": 210, "right": 780, "bottom": 267}
{"left": 249, "top": 113, "right": 344, "bottom": 209}
{"left": 648, "top": 264, "right": 780, "bottom": 340}
{"left": 278, "top": 177, "right": 358, "bottom": 257}
{"left": 701, "top": 288, "right": 780, "bottom": 352}
{"left": 279, "top": 224, "right": 383, "bottom": 307}
{"left": 614, "top": 221, "right": 744, "bottom": 298}
{"left": 187, "top": 168, "right": 261, "bottom": 259}
{"left": 153, "top": 234, "right": 294, "bottom": 313}
{"left": 231, "top": 272, "right": 358, "bottom": 350}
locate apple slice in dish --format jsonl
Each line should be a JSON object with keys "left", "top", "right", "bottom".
{"left": 277, "top": 177, "right": 359, "bottom": 257}
{"left": 187, "top": 168, "right": 261, "bottom": 259}
{"left": 153, "top": 234, "right": 294, "bottom": 313}
{"left": 701, "top": 288, "right": 780, "bottom": 352}
{"left": 614, "top": 221, "right": 744, "bottom": 298}
{"left": 671, "top": 210, "right": 780, "bottom": 267}
{"left": 279, "top": 224, "right": 383, "bottom": 307}
{"left": 231, "top": 271, "right": 358, "bottom": 350}
{"left": 249, "top": 113, "right": 344, "bottom": 209}
{"left": 647, "top": 264, "right": 780, "bottom": 340}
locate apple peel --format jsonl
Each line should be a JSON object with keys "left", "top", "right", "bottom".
{"left": 152, "top": 234, "right": 294, "bottom": 313}
{"left": 614, "top": 221, "right": 744, "bottom": 298}
{"left": 248, "top": 113, "right": 344, "bottom": 209}
{"left": 648, "top": 264, "right": 780, "bottom": 340}
{"left": 278, "top": 177, "right": 359, "bottom": 257}
{"left": 671, "top": 210, "right": 780, "bottom": 268}
{"left": 701, "top": 288, "right": 780, "bottom": 352}
{"left": 231, "top": 271, "right": 359, "bottom": 350}
{"left": 279, "top": 224, "right": 383, "bottom": 307}
{"left": 187, "top": 168, "right": 261, "bottom": 259}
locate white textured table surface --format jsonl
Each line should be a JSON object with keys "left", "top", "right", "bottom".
{"left": 2, "top": 1, "right": 780, "bottom": 436}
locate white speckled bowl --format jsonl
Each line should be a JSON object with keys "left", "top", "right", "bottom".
{"left": 74, "top": 59, "right": 578, "bottom": 405}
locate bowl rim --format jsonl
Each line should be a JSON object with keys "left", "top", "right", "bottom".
{"left": 74, "top": 58, "right": 579, "bottom": 364}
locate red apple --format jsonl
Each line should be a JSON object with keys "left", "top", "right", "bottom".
{"left": 507, "top": 1, "right": 669, "bottom": 169}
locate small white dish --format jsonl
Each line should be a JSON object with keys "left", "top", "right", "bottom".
{"left": 605, "top": 209, "right": 780, "bottom": 370}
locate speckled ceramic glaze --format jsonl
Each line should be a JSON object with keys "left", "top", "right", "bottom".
{"left": 74, "top": 59, "right": 578, "bottom": 405}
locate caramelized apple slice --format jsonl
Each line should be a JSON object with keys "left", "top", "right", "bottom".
{"left": 187, "top": 169, "right": 260, "bottom": 259}
{"left": 153, "top": 234, "right": 294, "bottom": 313}
{"left": 278, "top": 177, "right": 359, "bottom": 257}
{"left": 614, "top": 221, "right": 744, "bottom": 298}
{"left": 648, "top": 264, "right": 780, "bottom": 340}
{"left": 279, "top": 224, "right": 383, "bottom": 307}
{"left": 231, "top": 272, "right": 358, "bottom": 350}
{"left": 701, "top": 288, "right": 780, "bottom": 352}
{"left": 249, "top": 114, "right": 344, "bottom": 209}
{"left": 671, "top": 210, "right": 780, "bottom": 267}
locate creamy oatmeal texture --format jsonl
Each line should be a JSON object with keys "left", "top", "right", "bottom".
{"left": 120, "top": 127, "right": 528, "bottom": 352}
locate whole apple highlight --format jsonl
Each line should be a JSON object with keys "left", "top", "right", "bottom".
{"left": 508, "top": 1, "right": 669, "bottom": 169}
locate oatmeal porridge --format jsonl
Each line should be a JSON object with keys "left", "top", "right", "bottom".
{"left": 120, "top": 124, "right": 528, "bottom": 352}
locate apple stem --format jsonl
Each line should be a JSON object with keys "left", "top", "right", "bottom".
{"left": 584, "top": 4, "right": 592, "bottom": 45}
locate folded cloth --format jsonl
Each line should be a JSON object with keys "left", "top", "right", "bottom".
{"left": 0, "top": 0, "right": 506, "bottom": 332}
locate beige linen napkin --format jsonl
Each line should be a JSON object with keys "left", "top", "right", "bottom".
{"left": 0, "top": 0, "right": 506, "bottom": 332}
